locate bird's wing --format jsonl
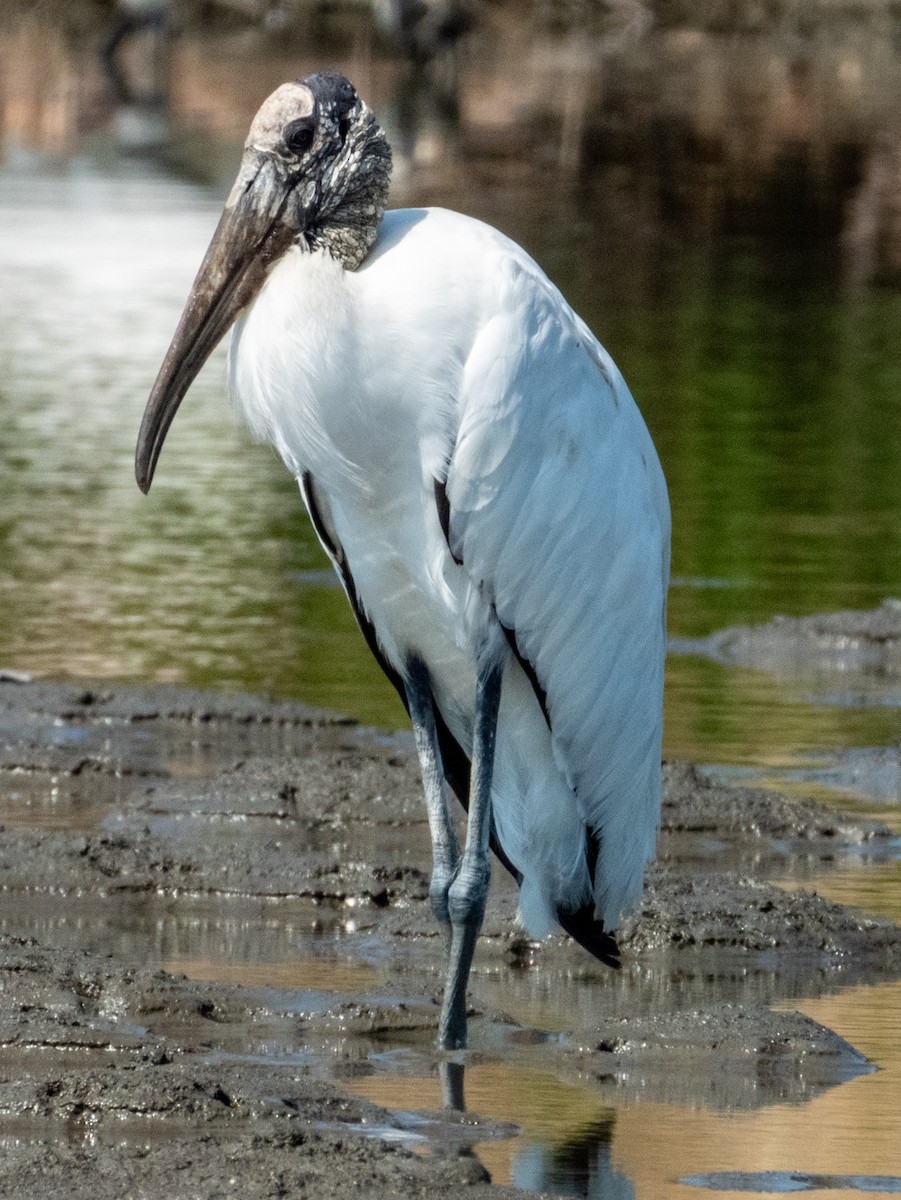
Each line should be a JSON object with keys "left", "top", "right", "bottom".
{"left": 299, "top": 472, "right": 408, "bottom": 708}
{"left": 444, "top": 255, "right": 670, "bottom": 929}
{"left": 300, "top": 471, "right": 521, "bottom": 886}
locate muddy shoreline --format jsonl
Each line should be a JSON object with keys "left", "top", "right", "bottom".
{"left": 671, "top": 598, "right": 901, "bottom": 677}
{"left": 0, "top": 673, "right": 899, "bottom": 1197}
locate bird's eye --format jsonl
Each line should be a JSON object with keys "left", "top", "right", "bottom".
{"left": 284, "top": 118, "right": 315, "bottom": 157}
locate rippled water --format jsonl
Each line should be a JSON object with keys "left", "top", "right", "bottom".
{"left": 2, "top": 9, "right": 901, "bottom": 1199}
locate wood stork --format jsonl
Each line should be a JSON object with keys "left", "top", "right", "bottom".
{"left": 136, "top": 70, "right": 670, "bottom": 1050}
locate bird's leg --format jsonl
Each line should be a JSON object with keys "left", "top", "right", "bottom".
{"left": 439, "top": 657, "right": 503, "bottom": 1050}
{"left": 404, "top": 656, "right": 460, "bottom": 941}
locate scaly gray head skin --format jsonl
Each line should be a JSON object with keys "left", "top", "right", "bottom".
{"left": 135, "top": 70, "right": 392, "bottom": 493}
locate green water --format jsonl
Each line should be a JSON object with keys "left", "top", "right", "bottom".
{"left": 2, "top": 152, "right": 899, "bottom": 773}
{"left": 1, "top": 22, "right": 900, "bottom": 779}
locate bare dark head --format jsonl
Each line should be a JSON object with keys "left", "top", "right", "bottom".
{"left": 135, "top": 71, "right": 391, "bottom": 493}
{"left": 237, "top": 71, "right": 392, "bottom": 269}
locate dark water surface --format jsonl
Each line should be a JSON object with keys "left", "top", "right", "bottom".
{"left": 1, "top": 6, "right": 901, "bottom": 1197}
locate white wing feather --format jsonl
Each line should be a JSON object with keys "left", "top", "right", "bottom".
{"left": 445, "top": 248, "right": 670, "bottom": 929}
{"left": 233, "top": 205, "right": 669, "bottom": 935}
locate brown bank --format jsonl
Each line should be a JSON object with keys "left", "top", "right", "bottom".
{"left": 0, "top": 672, "right": 899, "bottom": 1198}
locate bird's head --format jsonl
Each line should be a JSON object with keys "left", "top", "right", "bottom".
{"left": 135, "top": 71, "right": 391, "bottom": 493}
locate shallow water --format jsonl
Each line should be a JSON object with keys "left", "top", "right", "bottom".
{"left": 2, "top": 8, "right": 901, "bottom": 1199}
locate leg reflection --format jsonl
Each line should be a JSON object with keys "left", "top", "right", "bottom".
{"left": 439, "top": 1057, "right": 466, "bottom": 1111}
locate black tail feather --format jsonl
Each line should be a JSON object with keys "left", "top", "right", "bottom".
{"left": 555, "top": 905, "right": 621, "bottom": 970}
{"left": 434, "top": 706, "right": 620, "bottom": 970}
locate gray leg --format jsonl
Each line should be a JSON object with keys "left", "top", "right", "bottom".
{"left": 438, "top": 660, "right": 503, "bottom": 1050}
{"left": 404, "top": 657, "right": 460, "bottom": 934}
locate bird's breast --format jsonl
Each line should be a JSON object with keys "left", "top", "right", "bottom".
{"left": 228, "top": 246, "right": 416, "bottom": 494}
{"left": 228, "top": 241, "right": 484, "bottom": 726}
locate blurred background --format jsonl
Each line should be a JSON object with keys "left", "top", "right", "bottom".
{"left": 1, "top": 0, "right": 900, "bottom": 776}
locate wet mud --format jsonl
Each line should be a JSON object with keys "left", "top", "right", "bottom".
{"left": 672, "top": 597, "right": 901, "bottom": 677}
{"left": 1, "top": 674, "right": 900, "bottom": 1197}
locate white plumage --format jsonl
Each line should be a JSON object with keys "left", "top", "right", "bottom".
{"left": 136, "top": 73, "right": 670, "bottom": 1050}
{"left": 229, "top": 207, "right": 670, "bottom": 933}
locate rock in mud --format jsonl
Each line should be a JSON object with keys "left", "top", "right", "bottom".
{"left": 563, "top": 1002, "right": 871, "bottom": 1108}
{"left": 672, "top": 597, "right": 901, "bottom": 676}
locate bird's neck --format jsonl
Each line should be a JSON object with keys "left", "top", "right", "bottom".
{"left": 306, "top": 214, "right": 379, "bottom": 271}
{"left": 304, "top": 106, "right": 392, "bottom": 271}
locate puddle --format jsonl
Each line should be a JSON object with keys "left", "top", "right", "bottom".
{"left": 698, "top": 761, "right": 901, "bottom": 835}
{"left": 336, "top": 1119, "right": 431, "bottom": 1147}
{"left": 681, "top": 1173, "right": 901, "bottom": 1193}
{"left": 0, "top": 772, "right": 128, "bottom": 832}
{"left": 780, "top": 748, "right": 901, "bottom": 809}
{"left": 160, "top": 953, "right": 383, "bottom": 995}
{"left": 349, "top": 1069, "right": 634, "bottom": 1194}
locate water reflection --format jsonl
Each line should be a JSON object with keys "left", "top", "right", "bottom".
{"left": 347, "top": 1061, "right": 629, "bottom": 1194}
{"left": 512, "top": 1115, "right": 633, "bottom": 1199}
{"left": 347, "top": 979, "right": 901, "bottom": 1193}
{"left": 681, "top": 1173, "right": 901, "bottom": 1194}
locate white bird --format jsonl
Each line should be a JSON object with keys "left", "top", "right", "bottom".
{"left": 136, "top": 71, "right": 670, "bottom": 1050}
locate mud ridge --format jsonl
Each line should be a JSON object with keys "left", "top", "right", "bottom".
{"left": 1, "top": 676, "right": 900, "bottom": 1196}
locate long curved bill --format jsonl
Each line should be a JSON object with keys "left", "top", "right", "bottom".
{"left": 135, "top": 157, "right": 295, "bottom": 493}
